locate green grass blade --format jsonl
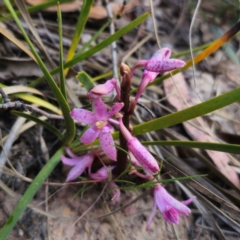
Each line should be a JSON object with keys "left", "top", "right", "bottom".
{"left": 142, "top": 140, "right": 240, "bottom": 154}
{"left": 57, "top": 3, "right": 66, "bottom": 99}
{"left": 0, "top": 148, "right": 63, "bottom": 240}
{"left": 76, "top": 71, "right": 95, "bottom": 91}
{"left": 79, "top": 19, "right": 111, "bottom": 53}
{"left": 3, "top": 0, "right": 75, "bottom": 145}
{"left": 11, "top": 111, "right": 63, "bottom": 140}
{"left": 133, "top": 85, "right": 240, "bottom": 136}
{"left": 28, "top": 12, "right": 151, "bottom": 87}
{"left": 64, "top": 0, "right": 94, "bottom": 76}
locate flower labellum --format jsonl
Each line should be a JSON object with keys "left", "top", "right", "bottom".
{"left": 146, "top": 184, "right": 196, "bottom": 230}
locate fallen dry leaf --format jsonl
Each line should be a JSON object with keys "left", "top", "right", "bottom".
{"left": 163, "top": 72, "right": 240, "bottom": 188}
{"left": 25, "top": 0, "right": 138, "bottom": 19}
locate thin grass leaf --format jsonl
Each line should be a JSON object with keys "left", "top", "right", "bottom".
{"left": 28, "top": 12, "right": 151, "bottom": 87}
{"left": 0, "top": 85, "right": 43, "bottom": 97}
{"left": 79, "top": 19, "right": 111, "bottom": 54}
{"left": 11, "top": 111, "right": 63, "bottom": 140}
{"left": 13, "top": 93, "right": 62, "bottom": 115}
{"left": 64, "top": 0, "right": 94, "bottom": 76}
{"left": 0, "top": 25, "right": 36, "bottom": 62}
{"left": 57, "top": 3, "right": 66, "bottom": 99}
{"left": 76, "top": 71, "right": 95, "bottom": 91}
{"left": 133, "top": 84, "right": 240, "bottom": 136}
{"left": 3, "top": 0, "right": 75, "bottom": 145}
{"left": 142, "top": 140, "right": 240, "bottom": 154}
{"left": 0, "top": 148, "right": 63, "bottom": 240}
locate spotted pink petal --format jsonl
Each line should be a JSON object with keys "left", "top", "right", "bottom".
{"left": 119, "top": 118, "right": 159, "bottom": 174}
{"left": 80, "top": 124, "right": 100, "bottom": 144}
{"left": 151, "top": 47, "right": 171, "bottom": 60}
{"left": 99, "top": 124, "right": 116, "bottom": 160}
{"left": 107, "top": 102, "right": 124, "bottom": 119}
{"left": 145, "top": 59, "right": 186, "bottom": 73}
{"left": 93, "top": 97, "right": 108, "bottom": 120}
{"left": 128, "top": 138, "right": 159, "bottom": 175}
{"left": 70, "top": 108, "right": 97, "bottom": 124}
{"left": 87, "top": 78, "right": 117, "bottom": 99}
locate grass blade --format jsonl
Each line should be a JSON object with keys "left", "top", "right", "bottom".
{"left": 142, "top": 140, "right": 240, "bottom": 154}
{"left": 57, "top": 3, "right": 66, "bottom": 99}
{"left": 64, "top": 0, "right": 94, "bottom": 76}
{"left": 11, "top": 111, "right": 63, "bottom": 140}
{"left": 3, "top": 0, "right": 75, "bottom": 145}
{"left": 28, "top": 12, "right": 151, "bottom": 87}
{"left": 0, "top": 148, "right": 63, "bottom": 240}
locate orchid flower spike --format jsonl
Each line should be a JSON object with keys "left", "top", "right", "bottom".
{"left": 131, "top": 48, "right": 186, "bottom": 103}
{"left": 87, "top": 78, "right": 121, "bottom": 100}
{"left": 71, "top": 98, "right": 123, "bottom": 160}
{"left": 61, "top": 148, "right": 94, "bottom": 182}
{"left": 146, "top": 184, "right": 196, "bottom": 230}
{"left": 119, "top": 118, "right": 159, "bottom": 175}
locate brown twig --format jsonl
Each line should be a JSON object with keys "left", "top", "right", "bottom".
{"left": 0, "top": 87, "right": 63, "bottom": 120}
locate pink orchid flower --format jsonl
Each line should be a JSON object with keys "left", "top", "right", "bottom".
{"left": 87, "top": 78, "right": 120, "bottom": 100}
{"left": 70, "top": 98, "right": 124, "bottom": 160}
{"left": 146, "top": 184, "right": 196, "bottom": 230}
{"left": 119, "top": 118, "right": 159, "bottom": 175}
{"left": 131, "top": 48, "right": 186, "bottom": 102}
{"left": 61, "top": 148, "right": 94, "bottom": 182}
{"left": 89, "top": 165, "right": 120, "bottom": 204}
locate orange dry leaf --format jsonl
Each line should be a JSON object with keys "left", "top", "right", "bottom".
{"left": 25, "top": 0, "right": 138, "bottom": 18}
{"left": 163, "top": 72, "right": 240, "bottom": 188}
{"left": 25, "top": 0, "right": 81, "bottom": 12}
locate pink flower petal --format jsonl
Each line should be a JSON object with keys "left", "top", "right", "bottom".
{"left": 87, "top": 78, "right": 117, "bottom": 99}
{"left": 135, "top": 70, "right": 158, "bottom": 102}
{"left": 151, "top": 47, "right": 171, "bottom": 60}
{"left": 61, "top": 156, "right": 81, "bottom": 166}
{"left": 89, "top": 165, "right": 115, "bottom": 180}
{"left": 163, "top": 208, "right": 179, "bottom": 224}
{"left": 70, "top": 108, "right": 96, "bottom": 124}
{"left": 99, "top": 124, "right": 116, "bottom": 160}
{"left": 80, "top": 124, "right": 100, "bottom": 144}
{"left": 153, "top": 184, "right": 193, "bottom": 224}
{"left": 66, "top": 154, "right": 94, "bottom": 182}
{"left": 128, "top": 138, "right": 159, "bottom": 175}
{"left": 145, "top": 59, "right": 186, "bottom": 72}
{"left": 65, "top": 147, "right": 78, "bottom": 158}
{"left": 107, "top": 102, "right": 124, "bottom": 118}
{"left": 146, "top": 201, "right": 157, "bottom": 231}
{"left": 93, "top": 97, "right": 108, "bottom": 120}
